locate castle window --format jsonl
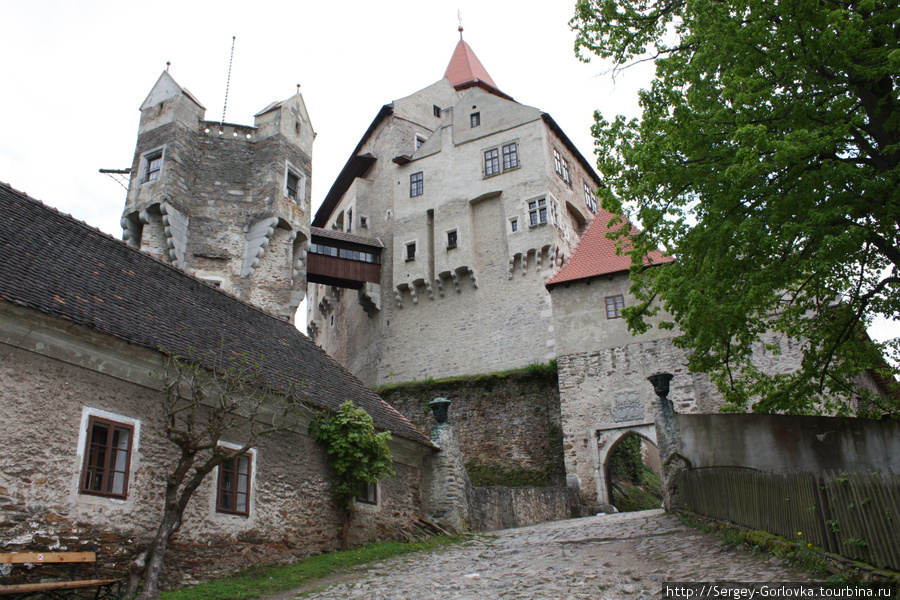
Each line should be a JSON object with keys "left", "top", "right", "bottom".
{"left": 484, "top": 148, "right": 500, "bottom": 176}
{"left": 583, "top": 181, "right": 597, "bottom": 213}
{"left": 471, "top": 112, "right": 481, "bottom": 127}
{"left": 216, "top": 452, "right": 252, "bottom": 516}
{"left": 553, "top": 148, "right": 571, "bottom": 184}
{"left": 433, "top": 105, "right": 441, "bottom": 118}
{"left": 510, "top": 218, "right": 519, "bottom": 233}
{"left": 606, "top": 294, "right": 625, "bottom": 319}
{"left": 406, "top": 242, "right": 416, "bottom": 261}
{"left": 144, "top": 151, "right": 163, "bottom": 183}
{"left": 528, "top": 198, "right": 548, "bottom": 226}
{"left": 286, "top": 171, "right": 300, "bottom": 200}
{"left": 410, "top": 172, "right": 423, "bottom": 197}
{"left": 360, "top": 215, "right": 368, "bottom": 228}
{"left": 415, "top": 134, "right": 427, "bottom": 149}
{"left": 503, "top": 143, "right": 518, "bottom": 170}
{"left": 356, "top": 481, "right": 377, "bottom": 505}
{"left": 447, "top": 230, "right": 458, "bottom": 249}
{"left": 80, "top": 415, "right": 134, "bottom": 499}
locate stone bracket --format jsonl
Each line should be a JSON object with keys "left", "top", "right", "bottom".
{"left": 241, "top": 216, "right": 280, "bottom": 277}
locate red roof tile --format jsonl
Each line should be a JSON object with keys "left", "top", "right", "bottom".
{"left": 546, "top": 209, "right": 673, "bottom": 288}
{"left": 444, "top": 39, "right": 499, "bottom": 92}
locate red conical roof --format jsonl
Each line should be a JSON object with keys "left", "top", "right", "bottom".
{"left": 444, "top": 39, "right": 499, "bottom": 92}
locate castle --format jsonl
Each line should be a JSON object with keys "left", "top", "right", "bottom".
{"left": 114, "top": 35, "right": 894, "bottom": 511}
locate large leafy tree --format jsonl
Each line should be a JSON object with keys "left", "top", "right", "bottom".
{"left": 572, "top": 0, "right": 899, "bottom": 414}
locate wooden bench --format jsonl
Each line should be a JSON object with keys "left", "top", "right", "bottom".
{"left": 0, "top": 551, "right": 122, "bottom": 598}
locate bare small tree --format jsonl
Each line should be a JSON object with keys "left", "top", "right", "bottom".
{"left": 128, "top": 348, "right": 309, "bottom": 599}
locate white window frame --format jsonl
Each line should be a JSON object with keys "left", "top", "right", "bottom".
{"left": 527, "top": 197, "right": 548, "bottom": 227}
{"left": 212, "top": 441, "right": 257, "bottom": 519}
{"left": 583, "top": 181, "right": 597, "bottom": 213}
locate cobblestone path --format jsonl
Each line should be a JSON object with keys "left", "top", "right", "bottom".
{"left": 287, "top": 509, "right": 810, "bottom": 599}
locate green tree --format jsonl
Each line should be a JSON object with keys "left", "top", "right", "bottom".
{"left": 310, "top": 401, "right": 395, "bottom": 550}
{"left": 572, "top": 0, "right": 900, "bottom": 414}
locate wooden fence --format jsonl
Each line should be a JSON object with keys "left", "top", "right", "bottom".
{"left": 675, "top": 468, "right": 900, "bottom": 571}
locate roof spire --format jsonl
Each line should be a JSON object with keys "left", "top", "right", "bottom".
{"left": 458, "top": 10, "right": 464, "bottom": 39}
{"left": 444, "top": 34, "right": 501, "bottom": 93}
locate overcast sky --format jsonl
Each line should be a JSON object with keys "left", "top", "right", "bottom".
{"left": 1, "top": 0, "right": 896, "bottom": 347}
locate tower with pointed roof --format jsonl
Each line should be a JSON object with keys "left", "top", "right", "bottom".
{"left": 307, "top": 34, "right": 602, "bottom": 385}
{"left": 121, "top": 71, "right": 314, "bottom": 321}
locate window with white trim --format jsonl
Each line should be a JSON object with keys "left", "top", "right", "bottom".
{"left": 583, "top": 181, "right": 597, "bottom": 213}
{"left": 502, "top": 143, "right": 518, "bottom": 170}
{"left": 553, "top": 148, "right": 570, "bottom": 184}
{"left": 528, "top": 198, "right": 548, "bottom": 226}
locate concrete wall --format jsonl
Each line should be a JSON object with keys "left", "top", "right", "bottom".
{"left": 676, "top": 413, "right": 900, "bottom": 473}
{"left": 0, "top": 305, "right": 428, "bottom": 588}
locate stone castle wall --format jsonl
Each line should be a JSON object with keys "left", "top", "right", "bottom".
{"left": 378, "top": 369, "right": 565, "bottom": 486}
{"left": 0, "top": 311, "right": 426, "bottom": 589}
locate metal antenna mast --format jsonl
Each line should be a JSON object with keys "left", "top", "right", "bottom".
{"left": 222, "top": 36, "right": 236, "bottom": 124}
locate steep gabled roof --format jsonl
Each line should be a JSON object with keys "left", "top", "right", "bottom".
{"left": 0, "top": 181, "right": 430, "bottom": 446}
{"left": 546, "top": 209, "right": 673, "bottom": 289}
{"left": 444, "top": 38, "right": 499, "bottom": 92}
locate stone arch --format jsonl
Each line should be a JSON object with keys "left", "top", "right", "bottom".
{"left": 594, "top": 425, "right": 658, "bottom": 506}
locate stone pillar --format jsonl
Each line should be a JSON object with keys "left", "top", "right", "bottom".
{"left": 423, "top": 398, "right": 472, "bottom": 532}
{"left": 648, "top": 372, "right": 687, "bottom": 510}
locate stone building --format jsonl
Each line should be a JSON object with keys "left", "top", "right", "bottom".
{"left": 306, "top": 34, "right": 603, "bottom": 386}
{"left": 120, "top": 71, "right": 313, "bottom": 322}
{"left": 0, "top": 182, "right": 432, "bottom": 585}
{"left": 546, "top": 212, "right": 897, "bottom": 510}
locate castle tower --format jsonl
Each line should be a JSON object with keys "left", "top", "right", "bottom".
{"left": 121, "top": 71, "right": 314, "bottom": 321}
{"left": 307, "top": 36, "right": 602, "bottom": 385}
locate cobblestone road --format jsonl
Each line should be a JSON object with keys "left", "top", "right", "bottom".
{"left": 287, "top": 510, "right": 810, "bottom": 599}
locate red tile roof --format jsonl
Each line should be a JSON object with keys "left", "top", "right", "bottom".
{"left": 444, "top": 39, "right": 499, "bottom": 92}
{"left": 546, "top": 209, "right": 673, "bottom": 288}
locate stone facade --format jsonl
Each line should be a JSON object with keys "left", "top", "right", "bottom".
{"left": 121, "top": 72, "right": 313, "bottom": 321}
{"left": 378, "top": 371, "right": 565, "bottom": 485}
{"left": 307, "top": 44, "right": 601, "bottom": 386}
{"left": 0, "top": 303, "right": 429, "bottom": 587}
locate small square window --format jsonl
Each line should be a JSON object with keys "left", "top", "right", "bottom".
{"left": 145, "top": 152, "right": 163, "bottom": 183}
{"left": 217, "top": 452, "right": 251, "bottom": 516}
{"left": 433, "top": 105, "right": 441, "bottom": 118}
{"left": 415, "top": 135, "right": 427, "bottom": 149}
{"left": 406, "top": 242, "right": 416, "bottom": 261}
{"left": 286, "top": 171, "right": 300, "bottom": 200}
{"left": 357, "top": 481, "right": 377, "bottom": 505}
{"left": 410, "top": 172, "right": 423, "bottom": 197}
{"left": 510, "top": 218, "right": 518, "bottom": 233}
{"left": 471, "top": 112, "right": 481, "bottom": 127}
{"left": 360, "top": 216, "right": 368, "bottom": 228}
{"left": 484, "top": 148, "right": 499, "bottom": 176}
{"left": 447, "top": 230, "right": 458, "bottom": 249}
{"left": 80, "top": 416, "right": 134, "bottom": 499}
{"left": 606, "top": 295, "right": 625, "bottom": 319}
{"left": 502, "top": 143, "right": 518, "bottom": 170}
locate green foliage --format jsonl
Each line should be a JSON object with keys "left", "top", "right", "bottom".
{"left": 571, "top": 0, "right": 900, "bottom": 415}
{"left": 607, "top": 436, "right": 663, "bottom": 511}
{"left": 310, "top": 401, "right": 395, "bottom": 508}
{"left": 158, "top": 535, "right": 465, "bottom": 600}
{"left": 607, "top": 435, "right": 645, "bottom": 486}
{"left": 373, "top": 361, "right": 558, "bottom": 395}
{"left": 465, "top": 460, "right": 551, "bottom": 487}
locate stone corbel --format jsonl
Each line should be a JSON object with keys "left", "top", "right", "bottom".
{"left": 521, "top": 251, "right": 529, "bottom": 276}
{"left": 467, "top": 267, "right": 477, "bottom": 289}
{"left": 450, "top": 271, "right": 461, "bottom": 293}
{"left": 394, "top": 286, "right": 404, "bottom": 309}
{"left": 434, "top": 275, "right": 445, "bottom": 297}
{"left": 160, "top": 202, "right": 189, "bottom": 270}
{"left": 121, "top": 213, "right": 142, "bottom": 248}
{"left": 358, "top": 283, "right": 381, "bottom": 317}
{"left": 241, "top": 216, "right": 280, "bottom": 277}
{"left": 508, "top": 256, "right": 515, "bottom": 280}
{"left": 409, "top": 284, "right": 419, "bottom": 305}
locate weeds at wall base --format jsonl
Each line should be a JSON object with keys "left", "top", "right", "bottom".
{"left": 675, "top": 511, "right": 900, "bottom": 586}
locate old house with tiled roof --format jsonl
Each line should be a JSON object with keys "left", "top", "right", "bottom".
{"left": 0, "top": 181, "right": 433, "bottom": 585}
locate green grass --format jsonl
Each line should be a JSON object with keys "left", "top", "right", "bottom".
{"left": 159, "top": 535, "right": 466, "bottom": 600}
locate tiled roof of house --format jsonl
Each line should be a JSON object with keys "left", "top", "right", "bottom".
{"left": 546, "top": 209, "right": 673, "bottom": 289}
{"left": 0, "top": 181, "right": 430, "bottom": 446}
